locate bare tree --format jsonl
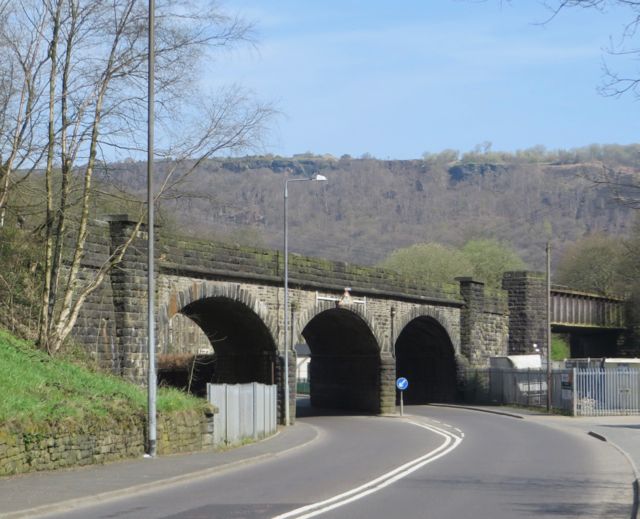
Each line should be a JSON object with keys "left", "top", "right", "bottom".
{"left": 541, "top": 1, "right": 640, "bottom": 205}
{"left": 0, "top": 0, "right": 49, "bottom": 227}
{"left": 544, "top": 2, "right": 640, "bottom": 97}
{"left": 0, "top": 0, "right": 274, "bottom": 354}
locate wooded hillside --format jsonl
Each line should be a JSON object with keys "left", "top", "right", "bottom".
{"left": 103, "top": 146, "right": 639, "bottom": 270}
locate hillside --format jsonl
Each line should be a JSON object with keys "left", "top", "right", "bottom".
{"left": 0, "top": 329, "right": 208, "bottom": 425}
{"left": 102, "top": 150, "right": 639, "bottom": 270}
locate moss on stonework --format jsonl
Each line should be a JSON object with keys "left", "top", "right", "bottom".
{"left": 483, "top": 285, "right": 509, "bottom": 302}
{"left": 156, "top": 232, "right": 464, "bottom": 301}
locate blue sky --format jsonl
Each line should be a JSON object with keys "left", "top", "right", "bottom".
{"left": 210, "top": 1, "right": 640, "bottom": 159}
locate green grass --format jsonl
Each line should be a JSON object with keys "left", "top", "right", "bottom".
{"left": 0, "top": 329, "right": 209, "bottom": 425}
{"left": 552, "top": 334, "right": 571, "bottom": 361}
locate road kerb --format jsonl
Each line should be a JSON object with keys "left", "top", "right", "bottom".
{"left": 587, "top": 431, "right": 607, "bottom": 442}
{"left": 427, "top": 403, "right": 525, "bottom": 419}
{"left": 585, "top": 430, "right": 639, "bottom": 519}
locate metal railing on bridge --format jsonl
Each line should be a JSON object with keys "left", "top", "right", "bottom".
{"left": 550, "top": 288, "right": 625, "bottom": 329}
{"left": 463, "top": 368, "right": 640, "bottom": 416}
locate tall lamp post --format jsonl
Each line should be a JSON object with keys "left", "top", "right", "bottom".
{"left": 283, "top": 174, "right": 327, "bottom": 425}
{"left": 147, "top": 0, "right": 157, "bottom": 457}
{"left": 546, "top": 240, "right": 552, "bottom": 413}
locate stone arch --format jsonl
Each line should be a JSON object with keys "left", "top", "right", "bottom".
{"left": 394, "top": 306, "right": 460, "bottom": 403}
{"left": 296, "top": 300, "right": 385, "bottom": 414}
{"left": 294, "top": 300, "right": 386, "bottom": 352}
{"left": 156, "top": 281, "right": 280, "bottom": 392}
{"left": 393, "top": 306, "right": 460, "bottom": 357}
{"left": 158, "top": 281, "right": 279, "bottom": 352}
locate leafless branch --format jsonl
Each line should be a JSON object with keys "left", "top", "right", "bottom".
{"left": 0, "top": 0, "right": 274, "bottom": 352}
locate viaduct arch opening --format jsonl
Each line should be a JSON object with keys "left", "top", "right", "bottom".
{"left": 395, "top": 316, "right": 457, "bottom": 404}
{"left": 302, "top": 308, "right": 381, "bottom": 414}
{"left": 159, "top": 296, "right": 278, "bottom": 396}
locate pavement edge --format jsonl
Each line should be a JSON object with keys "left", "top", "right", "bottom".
{"left": 0, "top": 424, "right": 321, "bottom": 519}
{"left": 426, "top": 403, "right": 525, "bottom": 419}
{"left": 587, "top": 430, "right": 639, "bottom": 519}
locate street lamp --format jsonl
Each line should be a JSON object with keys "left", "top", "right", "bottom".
{"left": 283, "top": 173, "right": 327, "bottom": 425}
{"left": 146, "top": 0, "right": 157, "bottom": 457}
{"left": 546, "top": 240, "right": 552, "bottom": 413}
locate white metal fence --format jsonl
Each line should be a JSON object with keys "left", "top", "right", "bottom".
{"left": 206, "top": 383, "right": 277, "bottom": 446}
{"left": 464, "top": 368, "right": 640, "bottom": 416}
{"left": 574, "top": 369, "right": 640, "bottom": 416}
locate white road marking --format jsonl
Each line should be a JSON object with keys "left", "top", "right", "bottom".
{"left": 271, "top": 420, "right": 464, "bottom": 519}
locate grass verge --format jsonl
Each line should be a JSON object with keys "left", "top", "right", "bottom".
{"left": 0, "top": 328, "right": 210, "bottom": 427}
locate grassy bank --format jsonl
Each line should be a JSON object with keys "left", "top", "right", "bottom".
{"left": 0, "top": 329, "right": 209, "bottom": 426}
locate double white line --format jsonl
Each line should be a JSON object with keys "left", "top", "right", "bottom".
{"left": 272, "top": 419, "right": 463, "bottom": 519}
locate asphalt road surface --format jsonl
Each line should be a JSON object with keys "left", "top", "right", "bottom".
{"left": 44, "top": 404, "right": 634, "bottom": 519}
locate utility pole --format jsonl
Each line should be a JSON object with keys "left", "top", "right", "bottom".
{"left": 546, "top": 241, "right": 552, "bottom": 414}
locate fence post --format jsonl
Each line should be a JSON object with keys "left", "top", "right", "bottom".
{"left": 253, "top": 382, "right": 258, "bottom": 440}
{"left": 224, "top": 384, "right": 229, "bottom": 445}
{"left": 572, "top": 368, "right": 577, "bottom": 417}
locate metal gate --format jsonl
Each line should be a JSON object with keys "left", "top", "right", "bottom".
{"left": 575, "top": 369, "right": 640, "bottom": 416}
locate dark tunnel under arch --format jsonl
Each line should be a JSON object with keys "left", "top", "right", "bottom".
{"left": 395, "top": 315, "right": 457, "bottom": 404}
{"left": 302, "top": 308, "right": 382, "bottom": 414}
{"left": 176, "top": 296, "right": 278, "bottom": 387}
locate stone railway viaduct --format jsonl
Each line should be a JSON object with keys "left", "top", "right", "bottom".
{"left": 72, "top": 217, "right": 628, "bottom": 422}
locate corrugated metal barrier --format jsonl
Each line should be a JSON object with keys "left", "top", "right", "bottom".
{"left": 206, "top": 383, "right": 278, "bottom": 446}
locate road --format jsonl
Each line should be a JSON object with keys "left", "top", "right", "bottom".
{"left": 44, "top": 404, "right": 634, "bottom": 519}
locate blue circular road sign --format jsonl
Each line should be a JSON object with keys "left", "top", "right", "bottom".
{"left": 396, "top": 377, "right": 409, "bottom": 391}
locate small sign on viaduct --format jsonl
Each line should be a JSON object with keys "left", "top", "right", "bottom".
{"left": 71, "top": 217, "right": 628, "bottom": 423}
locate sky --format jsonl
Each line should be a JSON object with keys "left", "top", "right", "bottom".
{"left": 209, "top": 1, "right": 640, "bottom": 159}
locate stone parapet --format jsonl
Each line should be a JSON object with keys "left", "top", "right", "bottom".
{"left": 158, "top": 233, "right": 463, "bottom": 305}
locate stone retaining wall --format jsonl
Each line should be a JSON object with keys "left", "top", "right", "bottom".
{"left": 0, "top": 408, "right": 215, "bottom": 477}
